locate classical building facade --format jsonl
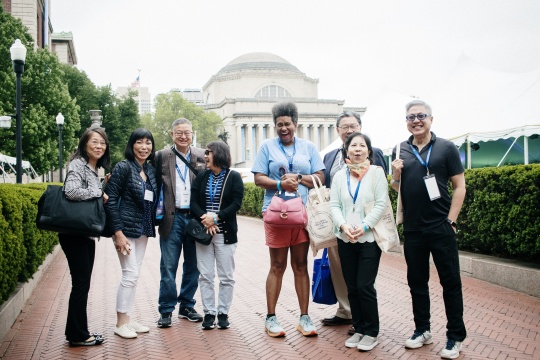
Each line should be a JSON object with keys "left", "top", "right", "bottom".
{"left": 3, "top": 0, "right": 51, "bottom": 49}
{"left": 202, "top": 52, "right": 364, "bottom": 167}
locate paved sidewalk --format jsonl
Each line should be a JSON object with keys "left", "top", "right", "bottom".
{"left": 1, "top": 216, "right": 539, "bottom": 359}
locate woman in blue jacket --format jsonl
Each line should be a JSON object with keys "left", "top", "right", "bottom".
{"left": 104, "top": 128, "right": 158, "bottom": 339}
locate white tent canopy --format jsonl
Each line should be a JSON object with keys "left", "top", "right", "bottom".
{"left": 0, "top": 153, "right": 38, "bottom": 183}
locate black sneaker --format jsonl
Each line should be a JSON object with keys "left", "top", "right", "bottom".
{"left": 202, "top": 314, "right": 215, "bottom": 330}
{"left": 217, "top": 313, "right": 230, "bottom": 329}
{"left": 157, "top": 312, "right": 172, "bottom": 328}
{"left": 179, "top": 307, "right": 203, "bottom": 322}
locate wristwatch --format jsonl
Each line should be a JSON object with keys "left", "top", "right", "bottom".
{"left": 297, "top": 174, "right": 303, "bottom": 182}
{"left": 447, "top": 219, "right": 457, "bottom": 228}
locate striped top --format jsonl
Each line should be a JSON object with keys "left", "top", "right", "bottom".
{"left": 205, "top": 170, "right": 226, "bottom": 231}
{"left": 64, "top": 157, "right": 103, "bottom": 201}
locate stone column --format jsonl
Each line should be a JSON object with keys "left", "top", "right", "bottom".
{"left": 246, "top": 124, "right": 253, "bottom": 162}
{"left": 235, "top": 124, "right": 243, "bottom": 165}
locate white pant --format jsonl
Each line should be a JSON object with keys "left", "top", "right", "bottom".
{"left": 115, "top": 235, "right": 148, "bottom": 314}
{"left": 196, "top": 234, "right": 237, "bottom": 315}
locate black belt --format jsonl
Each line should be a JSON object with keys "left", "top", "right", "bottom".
{"left": 175, "top": 208, "right": 190, "bottom": 214}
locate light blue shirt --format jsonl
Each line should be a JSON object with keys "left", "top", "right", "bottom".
{"left": 251, "top": 137, "right": 325, "bottom": 212}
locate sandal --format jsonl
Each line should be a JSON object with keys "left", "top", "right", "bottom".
{"left": 69, "top": 335, "right": 104, "bottom": 347}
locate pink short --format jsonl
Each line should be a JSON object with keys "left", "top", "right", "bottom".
{"left": 264, "top": 222, "right": 310, "bottom": 248}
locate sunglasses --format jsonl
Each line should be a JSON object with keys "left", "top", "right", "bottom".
{"left": 405, "top": 113, "right": 431, "bottom": 122}
{"left": 204, "top": 150, "right": 213, "bottom": 156}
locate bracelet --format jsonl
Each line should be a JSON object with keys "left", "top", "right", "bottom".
{"left": 277, "top": 180, "right": 282, "bottom": 191}
{"left": 392, "top": 179, "right": 401, "bottom": 184}
{"left": 213, "top": 214, "right": 218, "bottom": 224}
{"left": 363, "top": 224, "right": 369, "bottom": 232}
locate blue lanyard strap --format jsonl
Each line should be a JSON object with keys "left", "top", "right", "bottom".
{"left": 278, "top": 138, "right": 296, "bottom": 172}
{"left": 208, "top": 169, "right": 226, "bottom": 204}
{"left": 346, "top": 169, "right": 361, "bottom": 205}
{"left": 175, "top": 153, "right": 191, "bottom": 184}
{"left": 409, "top": 144, "right": 432, "bottom": 175}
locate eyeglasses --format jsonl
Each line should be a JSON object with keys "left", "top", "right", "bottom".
{"left": 89, "top": 140, "right": 107, "bottom": 147}
{"left": 204, "top": 150, "right": 213, "bottom": 156}
{"left": 174, "top": 131, "right": 192, "bottom": 137}
{"left": 337, "top": 124, "right": 360, "bottom": 131}
{"left": 405, "top": 113, "right": 431, "bottom": 122}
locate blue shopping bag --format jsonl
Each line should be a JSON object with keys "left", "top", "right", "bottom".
{"left": 311, "top": 248, "right": 337, "bottom": 305}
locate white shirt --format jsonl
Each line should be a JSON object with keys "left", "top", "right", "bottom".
{"left": 174, "top": 146, "right": 191, "bottom": 209}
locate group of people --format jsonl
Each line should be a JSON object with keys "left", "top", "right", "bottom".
{"left": 252, "top": 100, "right": 466, "bottom": 359}
{"left": 59, "top": 118, "right": 244, "bottom": 346}
{"left": 58, "top": 99, "right": 466, "bottom": 359}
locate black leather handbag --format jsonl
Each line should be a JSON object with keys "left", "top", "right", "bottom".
{"left": 36, "top": 185, "right": 106, "bottom": 237}
{"left": 185, "top": 218, "right": 213, "bottom": 245}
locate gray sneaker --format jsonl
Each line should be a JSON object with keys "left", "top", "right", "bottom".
{"left": 404, "top": 330, "right": 433, "bottom": 349}
{"left": 357, "top": 335, "right": 378, "bottom": 351}
{"left": 440, "top": 338, "right": 462, "bottom": 359}
{"left": 264, "top": 315, "right": 285, "bottom": 337}
{"left": 345, "top": 333, "right": 363, "bottom": 348}
{"left": 296, "top": 315, "right": 318, "bottom": 337}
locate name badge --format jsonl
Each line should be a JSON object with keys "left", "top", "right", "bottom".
{"left": 180, "top": 189, "right": 190, "bottom": 207}
{"left": 144, "top": 189, "right": 154, "bottom": 202}
{"left": 346, "top": 213, "right": 362, "bottom": 228}
{"left": 424, "top": 174, "right": 441, "bottom": 201}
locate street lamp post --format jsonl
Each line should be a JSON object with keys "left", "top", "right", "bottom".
{"left": 10, "top": 39, "right": 27, "bottom": 184}
{"left": 56, "top": 113, "right": 65, "bottom": 182}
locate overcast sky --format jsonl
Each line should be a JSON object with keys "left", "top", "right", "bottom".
{"left": 52, "top": 0, "right": 540, "bottom": 148}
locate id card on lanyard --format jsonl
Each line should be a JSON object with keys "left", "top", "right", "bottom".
{"left": 345, "top": 169, "right": 362, "bottom": 227}
{"left": 409, "top": 144, "right": 441, "bottom": 201}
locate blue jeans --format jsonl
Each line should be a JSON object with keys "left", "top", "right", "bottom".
{"left": 158, "top": 212, "right": 199, "bottom": 314}
{"left": 404, "top": 221, "right": 466, "bottom": 341}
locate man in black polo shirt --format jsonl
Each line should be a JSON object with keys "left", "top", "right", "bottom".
{"left": 391, "top": 100, "right": 466, "bottom": 359}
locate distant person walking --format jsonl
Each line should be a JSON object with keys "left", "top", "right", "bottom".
{"left": 391, "top": 99, "right": 466, "bottom": 359}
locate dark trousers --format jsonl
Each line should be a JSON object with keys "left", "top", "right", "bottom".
{"left": 59, "top": 234, "right": 95, "bottom": 342}
{"left": 338, "top": 240, "right": 381, "bottom": 337}
{"left": 404, "top": 222, "right": 467, "bottom": 341}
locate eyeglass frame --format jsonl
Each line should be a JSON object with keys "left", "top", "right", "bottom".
{"left": 89, "top": 140, "right": 107, "bottom": 147}
{"left": 173, "top": 130, "right": 193, "bottom": 137}
{"left": 337, "top": 124, "right": 361, "bottom": 131}
{"left": 405, "top": 113, "right": 431, "bottom": 122}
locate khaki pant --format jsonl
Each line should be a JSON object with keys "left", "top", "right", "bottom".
{"left": 328, "top": 244, "right": 352, "bottom": 319}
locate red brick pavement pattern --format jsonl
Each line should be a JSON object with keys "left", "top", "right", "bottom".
{"left": 1, "top": 216, "right": 539, "bottom": 359}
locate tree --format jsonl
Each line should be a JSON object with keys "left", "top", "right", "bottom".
{"left": 149, "top": 92, "right": 223, "bottom": 150}
{"left": 0, "top": 8, "right": 80, "bottom": 175}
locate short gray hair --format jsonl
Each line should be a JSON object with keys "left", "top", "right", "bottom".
{"left": 172, "top": 118, "right": 192, "bottom": 129}
{"left": 405, "top": 99, "right": 432, "bottom": 114}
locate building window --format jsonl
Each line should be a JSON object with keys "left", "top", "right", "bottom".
{"left": 255, "top": 85, "right": 291, "bottom": 98}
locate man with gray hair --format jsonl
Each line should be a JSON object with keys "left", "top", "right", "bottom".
{"left": 391, "top": 100, "right": 466, "bottom": 359}
{"left": 156, "top": 118, "right": 206, "bottom": 328}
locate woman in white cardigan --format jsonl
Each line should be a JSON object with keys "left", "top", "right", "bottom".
{"left": 329, "top": 132, "right": 388, "bottom": 352}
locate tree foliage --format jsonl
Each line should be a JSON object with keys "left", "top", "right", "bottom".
{"left": 146, "top": 92, "right": 223, "bottom": 151}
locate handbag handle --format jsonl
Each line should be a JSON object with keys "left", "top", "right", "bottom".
{"left": 310, "top": 175, "right": 325, "bottom": 204}
{"left": 395, "top": 143, "right": 402, "bottom": 224}
{"left": 217, "top": 170, "right": 231, "bottom": 211}
{"left": 312, "top": 248, "right": 330, "bottom": 292}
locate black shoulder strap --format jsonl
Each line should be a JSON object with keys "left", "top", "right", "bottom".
{"left": 171, "top": 146, "right": 199, "bottom": 175}
{"left": 155, "top": 150, "right": 163, "bottom": 191}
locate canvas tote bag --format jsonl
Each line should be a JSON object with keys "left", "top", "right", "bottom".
{"left": 306, "top": 175, "right": 337, "bottom": 256}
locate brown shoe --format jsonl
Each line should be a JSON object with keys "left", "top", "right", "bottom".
{"left": 321, "top": 316, "right": 352, "bottom": 326}
{"left": 348, "top": 325, "right": 355, "bottom": 335}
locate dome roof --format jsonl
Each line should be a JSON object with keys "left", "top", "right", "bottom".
{"left": 216, "top": 52, "right": 301, "bottom": 75}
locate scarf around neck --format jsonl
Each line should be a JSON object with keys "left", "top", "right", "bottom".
{"left": 345, "top": 158, "right": 371, "bottom": 180}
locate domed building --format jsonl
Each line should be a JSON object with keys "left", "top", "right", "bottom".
{"left": 203, "top": 52, "right": 364, "bottom": 167}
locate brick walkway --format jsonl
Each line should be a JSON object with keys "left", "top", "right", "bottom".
{"left": 1, "top": 216, "right": 539, "bottom": 359}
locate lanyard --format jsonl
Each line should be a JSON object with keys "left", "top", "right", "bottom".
{"left": 409, "top": 144, "right": 432, "bottom": 175}
{"left": 208, "top": 169, "right": 226, "bottom": 210}
{"left": 346, "top": 169, "right": 361, "bottom": 208}
{"left": 175, "top": 153, "right": 191, "bottom": 186}
{"left": 278, "top": 138, "right": 296, "bottom": 172}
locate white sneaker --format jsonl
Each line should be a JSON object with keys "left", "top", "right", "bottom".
{"left": 296, "top": 315, "right": 318, "bottom": 337}
{"left": 440, "top": 338, "right": 462, "bottom": 359}
{"left": 357, "top": 335, "right": 378, "bottom": 351}
{"left": 404, "top": 330, "right": 433, "bottom": 349}
{"left": 264, "top": 316, "right": 285, "bottom": 337}
{"left": 129, "top": 321, "right": 150, "bottom": 333}
{"left": 345, "top": 333, "right": 363, "bottom": 348}
{"left": 114, "top": 323, "right": 138, "bottom": 339}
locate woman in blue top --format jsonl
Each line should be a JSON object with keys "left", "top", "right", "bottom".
{"left": 252, "top": 102, "right": 325, "bottom": 338}
{"left": 329, "top": 132, "right": 388, "bottom": 352}
{"left": 104, "top": 128, "right": 158, "bottom": 340}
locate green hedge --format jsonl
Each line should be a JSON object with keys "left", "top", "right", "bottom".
{"left": 0, "top": 183, "right": 58, "bottom": 305}
{"left": 240, "top": 165, "right": 540, "bottom": 263}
